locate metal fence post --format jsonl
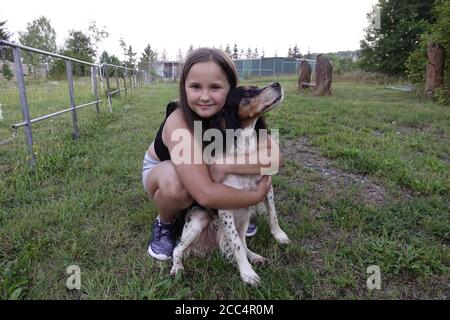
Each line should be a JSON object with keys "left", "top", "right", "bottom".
{"left": 104, "top": 65, "right": 113, "bottom": 112}
{"left": 114, "top": 66, "right": 121, "bottom": 98}
{"left": 12, "top": 46, "right": 36, "bottom": 167}
{"left": 66, "top": 61, "right": 80, "bottom": 139}
{"left": 123, "top": 67, "right": 128, "bottom": 95}
{"left": 128, "top": 69, "right": 132, "bottom": 92}
{"left": 259, "top": 58, "right": 262, "bottom": 77}
{"left": 91, "top": 66, "right": 100, "bottom": 115}
{"left": 273, "top": 58, "right": 275, "bottom": 77}
{"left": 98, "top": 65, "right": 104, "bottom": 93}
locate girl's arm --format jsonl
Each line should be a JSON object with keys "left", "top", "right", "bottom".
{"left": 209, "top": 134, "right": 283, "bottom": 182}
{"left": 163, "top": 110, "right": 271, "bottom": 210}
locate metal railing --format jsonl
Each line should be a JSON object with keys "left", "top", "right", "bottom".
{"left": 0, "top": 39, "right": 149, "bottom": 167}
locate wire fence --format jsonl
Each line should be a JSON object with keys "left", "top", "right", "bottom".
{"left": 233, "top": 57, "right": 316, "bottom": 79}
{"left": 0, "top": 40, "right": 152, "bottom": 168}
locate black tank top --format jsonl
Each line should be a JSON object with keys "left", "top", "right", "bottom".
{"left": 154, "top": 101, "right": 179, "bottom": 161}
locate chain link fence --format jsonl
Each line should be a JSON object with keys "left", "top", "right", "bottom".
{"left": 233, "top": 57, "right": 315, "bottom": 79}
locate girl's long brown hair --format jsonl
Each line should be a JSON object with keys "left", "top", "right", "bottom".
{"left": 179, "top": 48, "right": 238, "bottom": 133}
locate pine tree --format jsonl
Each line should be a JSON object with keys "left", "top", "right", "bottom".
{"left": 0, "top": 20, "right": 11, "bottom": 40}
{"left": 292, "top": 44, "right": 302, "bottom": 58}
{"left": 176, "top": 49, "right": 183, "bottom": 63}
{"left": 246, "top": 47, "right": 252, "bottom": 59}
{"left": 0, "top": 19, "right": 13, "bottom": 79}
{"left": 126, "top": 45, "right": 137, "bottom": 68}
{"left": 225, "top": 44, "right": 232, "bottom": 58}
{"left": 232, "top": 43, "right": 239, "bottom": 59}
{"left": 139, "top": 45, "right": 158, "bottom": 76}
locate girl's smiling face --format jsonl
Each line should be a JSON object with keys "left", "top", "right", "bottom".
{"left": 185, "top": 61, "right": 231, "bottom": 118}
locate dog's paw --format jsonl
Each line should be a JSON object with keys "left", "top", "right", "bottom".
{"left": 240, "top": 269, "right": 261, "bottom": 286}
{"left": 273, "top": 230, "right": 291, "bottom": 245}
{"left": 170, "top": 264, "right": 185, "bottom": 276}
{"left": 249, "top": 253, "right": 269, "bottom": 266}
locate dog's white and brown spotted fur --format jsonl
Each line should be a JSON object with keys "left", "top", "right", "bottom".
{"left": 170, "top": 83, "right": 290, "bottom": 286}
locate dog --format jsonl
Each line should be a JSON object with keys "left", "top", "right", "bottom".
{"left": 170, "top": 82, "right": 290, "bottom": 286}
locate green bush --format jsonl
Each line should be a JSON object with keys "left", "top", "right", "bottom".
{"left": 1, "top": 63, "right": 13, "bottom": 81}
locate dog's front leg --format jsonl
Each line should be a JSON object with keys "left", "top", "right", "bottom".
{"left": 264, "top": 185, "right": 291, "bottom": 244}
{"left": 219, "top": 210, "right": 261, "bottom": 286}
{"left": 171, "top": 207, "right": 210, "bottom": 276}
{"left": 237, "top": 208, "right": 269, "bottom": 265}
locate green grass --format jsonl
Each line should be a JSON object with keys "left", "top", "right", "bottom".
{"left": 0, "top": 76, "right": 449, "bottom": 299}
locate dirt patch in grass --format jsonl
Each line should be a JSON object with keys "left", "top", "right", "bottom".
{"left": 0, "top": 164, "right": 15, "bottom": 173}
{"left": 280, "top": 136, "right": 390, "bottom": 207}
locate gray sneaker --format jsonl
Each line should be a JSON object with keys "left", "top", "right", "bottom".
{"left": 148, "top": 217, "right": 177, "bottom": 261}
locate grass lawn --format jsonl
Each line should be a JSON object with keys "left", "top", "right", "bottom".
{"left": 0, "top": 76, "right": 449, "bottom": 299}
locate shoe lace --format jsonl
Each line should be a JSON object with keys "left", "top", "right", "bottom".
{"left": 155, "top": 223, "right": 173, "bottom": 240}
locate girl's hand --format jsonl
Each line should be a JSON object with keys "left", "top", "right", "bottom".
{"left": 255, "top": 176, "right": 272, "bottom": 202}
{"left": 209, "top": 163, "right": 227, "bottom": 183}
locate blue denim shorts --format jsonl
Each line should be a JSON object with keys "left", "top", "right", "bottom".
{"left": 142, "top": 152, "right": 161, "bottom": 194}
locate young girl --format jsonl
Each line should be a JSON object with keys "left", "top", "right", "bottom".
{"left": 142, "top": 48, "right": 281, "bottom": 260}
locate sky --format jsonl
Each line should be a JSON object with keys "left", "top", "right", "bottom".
{"left": 1, "top": 0, "right": 378, "bottom": 61}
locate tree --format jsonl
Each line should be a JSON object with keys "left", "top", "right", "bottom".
{"left": 232, "top": 43, "right": 239, "bottom": 59}
{"left": 246, "top": 47, "right": 252, "bottom": 59}
{"left": 63, "top": 30, "right": 95, "bottom": 76}
{"left": 176, "top": 49, "right": 183, "bottom": 63}
{"left": 253, "top": 47, "right": 259, "bottom": 59}
{"left": 287, "top": 46, "right": 292, "bottom": 58}
{"left": 406, "top": 0, "right": 450, "bottom": 103}
{"left": 138, "top": 44, "right": 158, "bottom": 73}
{"left": 187, "top": 45, "right": 194, "bottom": 57}
{"left": 88, "top": 20, "right": 109, "bottom": 64}
{"left": 18, "top": 16, "right": 57, "bottom": 77}
{"left": 119, "top": 38, "right": 127, "bottom": 64}
{"left": 359, "top": 0, "right": 436, "bottom": 76}
{"left": 291, "top": 44, "right": 302, "bottom": 58}
{"left": 0, "top": 20, "right": 11, "bottom": 40}
{"left": 99, "top": 50, "right": 122, "bottom": 77}
{"left": 125, "top": 45, "right": 137, "bottom": 68}
{"left": 0, "top": 20, "right": 13, "bottom": 80}
{"left": 160, "top": 49, "right": 168, "bottom": 62}
{"left": 225, "top": 44, "right": 232, "bottom": 58}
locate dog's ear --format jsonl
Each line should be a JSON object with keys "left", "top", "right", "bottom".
{"left": 219, "top": 103, "right": 241, "bottom": 132}
{"left": 224, "top": 87, "right": 243, "bottom": 108}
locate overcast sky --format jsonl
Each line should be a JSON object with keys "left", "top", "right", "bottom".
{"left": 1, "top": 0, "right": 377, "bottom": 61}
